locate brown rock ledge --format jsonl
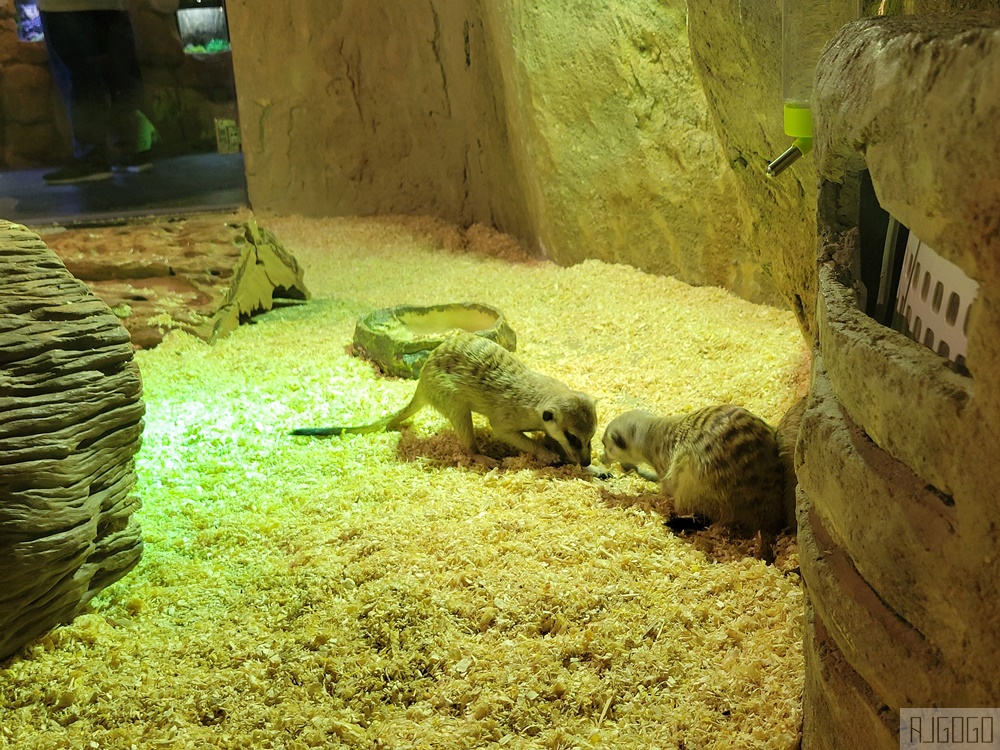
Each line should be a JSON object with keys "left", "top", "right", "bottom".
{"left": 38, "top": 213, "right": 310, "bottom": 349}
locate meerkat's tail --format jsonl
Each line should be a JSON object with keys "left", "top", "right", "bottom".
{"left": 290, "top": 425, "right": 367, "bottom": 437}
{"left": 291, "top": 392, "right": 424, "bottom": 438}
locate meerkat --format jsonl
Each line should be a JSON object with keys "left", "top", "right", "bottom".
{"left": 293, "top": 331, "right": 597, "bottom": 467}
{"left": 601, "top": 405, "right": 787, "bottom": 537}
{"left": 775, "top": 396, "right": 807, "bottom": 532}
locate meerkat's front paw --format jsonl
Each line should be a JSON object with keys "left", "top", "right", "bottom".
{"left": 535, "top": 447, "right": 562, "bottom": 466}
{"left": 471, "top": 453, "right": 501, "bottom": 469}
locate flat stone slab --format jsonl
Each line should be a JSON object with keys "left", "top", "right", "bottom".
{"left": 38, "top": 213, "right": 309, "bottom": 349}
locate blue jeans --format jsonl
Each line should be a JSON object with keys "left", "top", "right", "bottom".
{"left": 40, "top": 9, "right": 145, "bottom": 162}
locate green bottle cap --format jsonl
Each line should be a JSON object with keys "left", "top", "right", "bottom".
{"left": 784, "top": 104, "right": 813, "bottom": 139}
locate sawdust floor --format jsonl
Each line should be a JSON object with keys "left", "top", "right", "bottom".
{"left": 0, "top": 215, "right": 811, "bottom": 750}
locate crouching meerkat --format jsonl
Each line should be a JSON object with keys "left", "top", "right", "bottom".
{"left": 293, "top": 331, "right": 597, "bottom": 467}
{"left": 775, "top": 395, "right": 806, "bottom": 532}
{"left": 601, "top": 405, "right": 788, "bottom": 537}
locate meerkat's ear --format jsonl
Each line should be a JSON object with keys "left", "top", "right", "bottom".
{"left": 540, "top": 398, "right": 563, "bottom": 423}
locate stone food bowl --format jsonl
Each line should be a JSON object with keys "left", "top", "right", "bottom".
{"left": 352, "top": 302, "right": 517, "bottom": 378}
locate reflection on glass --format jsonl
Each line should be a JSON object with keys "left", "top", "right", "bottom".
{"left": 177, "top": 0, "right": 232, "bottom": 55}
{"left": 14, "top": 0, "right": 43, "bottom": 43}
{"left": 0, "top": 0, "right": 248, "bottom": 226}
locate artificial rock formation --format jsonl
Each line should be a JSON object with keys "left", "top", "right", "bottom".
{"left": 223, "top": 1, "right": 1000, "bottom": 328}
{"left": 685, "top": 1, "right": 1000, "bottom": 340}
{"left": 0, "top": 221, "right": 145, "bottom": 662}
{"left": 40, "top": 216, "right": 309, "bottom": 349}
{"left": 797, "top": 13, "right": 1000, "bottom": 748}
{"left": 224, "top": 0, "right": 779, "bottom": 306}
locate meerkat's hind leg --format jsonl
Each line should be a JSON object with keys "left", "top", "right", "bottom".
{"left": 661, "top": 449, "right": 705, "bottom": 510}
{"left": 436, "top": 402, "right": 499, "bottom": 468}
{"left": 659, "top": 453, "right": 713, "bottom": 527}
{"left": 384, "top": 391, "right": 426, "bottom": 431}
{"left": 443, "top": 405, "right": 479, "bottom": 453}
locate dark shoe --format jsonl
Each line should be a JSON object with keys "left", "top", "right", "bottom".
{"left": 43, "top": 160, "right": 113, "bottom": 185}
{"left": 112, "top": 151, "right": 154, "bottom": 174}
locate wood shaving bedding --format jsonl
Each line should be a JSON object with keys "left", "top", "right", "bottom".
{"left": 0, "top": 215, "right": 809, "bottom": 750}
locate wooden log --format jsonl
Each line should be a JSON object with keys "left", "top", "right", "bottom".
{"left": 0, "top": 220, "right": 144, "bottom": 662}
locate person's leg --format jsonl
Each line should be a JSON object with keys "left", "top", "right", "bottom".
{"left": 98, "top": 10, "right": 156, "bottom": 171}
{"left": 39, "top": 10, "right": 113, "bottom": 182}
{"left": 40, "top": 10, "right": 112, "bottom": 162}
{"left": 98, "top": 11, "right": 147, "bottom": 154}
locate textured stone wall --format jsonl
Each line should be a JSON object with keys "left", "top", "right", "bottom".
{"left": 685, "top": 0, "right": 1000, "bottom": 336}
{"left": 0, "top": 2, "right": 58, "bottom": 168}
{"left": 799, "top": 13, "right": 1000, "bottom": 748}
{"left": 225, "top": 0, "right": 534, "bottom": 246}
{"left": 686, "top": 0, "right": 819, "bottom": 335}
{"left": 481, "top": 1, "right": 772, "bottom": 301}
{"left": 225, "top": 0, "right": 779, "bottom": 305}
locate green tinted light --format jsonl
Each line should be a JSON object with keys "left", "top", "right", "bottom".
{"left": 783, "top": 104, "right": 813, "bottom": 139}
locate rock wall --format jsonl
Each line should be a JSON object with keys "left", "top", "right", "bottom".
{"left": 799, "top": 13, "right": 1000, "bottom": 748}
{"left": 481, "top": 1, "right": 772, "bottom": 301}
{"left": 683, "top": 0, "right": 1000, "bottom": 336}
{"left": 686, "top": 0, "right": 818, "bottom": 336}
{"left": 5, "top": 0, "right": 998, "bottom": 313}
{"left": 0, "top": 2, "right": 58, "bottom": 168}
{"left": 224, "top": 0, "right": 779, "bottom": 305}
{"left": 225, "top": 0, "right": 534, "bottom": 247}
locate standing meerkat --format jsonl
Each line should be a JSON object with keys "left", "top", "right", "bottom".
{"left": 601, "top": 405, "right": 788, "bottom": 537}
{"left": 293, "top": 331, "right": 597, "bottom": 467}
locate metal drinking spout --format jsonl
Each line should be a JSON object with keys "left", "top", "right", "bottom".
{"left": 767, "top": 136, "right": 812, "bottom": 177}
{"left": 771, "top": 0, "right": 860, "bottom": 178}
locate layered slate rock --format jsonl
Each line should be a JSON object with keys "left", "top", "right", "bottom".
{"left": 799, "top": 13, "right": 1000, "bottom": 749}
{"left": 41, "top": 215, "right": 309, "bottom": 349}
{"left": 0, "top": 220, "right": 145, "bottom": 662}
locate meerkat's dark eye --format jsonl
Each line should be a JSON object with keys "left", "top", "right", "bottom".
{"left": 613, "top": 433, "right": 627, "bottom": 450}
{"left": 542, "top": 410, "right": 554, "bottom": 422}
{"left": 566, "top": 434, "right": 582, "bottom": 450}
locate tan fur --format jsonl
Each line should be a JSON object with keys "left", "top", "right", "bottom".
{"left": 775, "top": 396, "right": 807, "bottom": 532}
{"left": 601, "top": 405, "right": 787, "bottom": 536}
{"left": 293, "top": 331, "right": 597, "bottom": 466}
